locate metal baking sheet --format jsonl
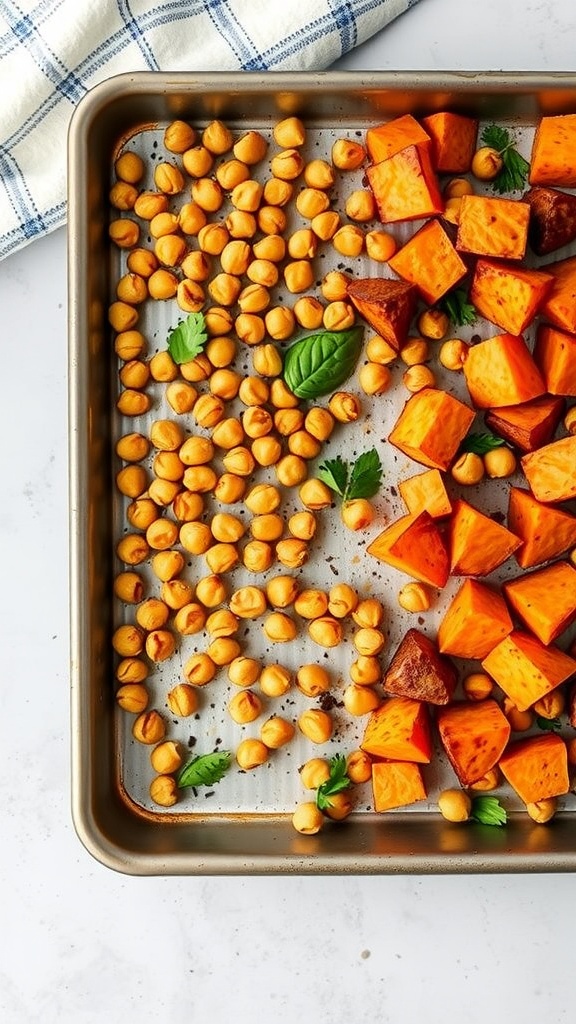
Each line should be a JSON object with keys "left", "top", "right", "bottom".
{"left": 68, "top": 71, "right": 576, "bottom": 875}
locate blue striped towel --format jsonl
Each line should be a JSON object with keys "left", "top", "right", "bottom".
{"left": 0, "top": 0, "right": 421, "bottom": 261}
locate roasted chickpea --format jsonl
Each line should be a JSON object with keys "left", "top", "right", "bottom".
{"left": 328, "top": 391, "right": 361, "bottom": 423}
{"left": 234, "top": 130, "right": 268, "bottom": 164}
{"left": 183, "top": 652, "right": 217, "bottom": 686}
{"left": 228, "top": 656, "right": 262, "bottom": 688}
{"left": 438, "top": 788, "right": 472, "bottom": 823}
{"left": 215, "top": 158, "right": 250, "bottom": 191}
{"left": 341, "top": 498, "right": 375, "bottom": 532}
{"left": 148, "top": 478, "right": 182, "bottom": 508}
{"left": 472, "top": 146, "right": 503, "bottom": 180}
{"left": 250, "top": 512, "right": 284, "bottom": 542}
{"left": 259, "top": 663, "right": 292, "bottom": 697}
{"left": 352, "top": 598, "right": 385, "bottom": 629}
{"left": 164, "top": 381, "right": 197, "bottom": 415}
{"left": 126, "top": 498, "right": 158, "bottom": 531}
{"left": 161, "top": 579, "right": 195, "bottom": 611}
{"left": 308, "top": 616, "right": 342, "bottom": 648}
{"left": 222, "top": 446, "right": 255, "bottom": 477}
{"left": 148, "top": 268, "right": 179, "bottom": 300}
{"left": 242, "top": 539, "right": 274, "bottom": 573}
{"left": 402, "top": 365, "right": 436, "bottom": 392}
{"left": 439, "top": 338, "right": 470, "bottom": 371}
{"left": 133, "top": 192, "right": 169, "bottom": 220}
{"left": 354, "top": 627, "right": 385, "bottom": 657}
{"left": 152, "top": 451, "right": 185, "bottom": 483}
{"left": 288, "top": 227, "right": 318, "bottom": 260}
{"left": 323, "top": 790, "right": 354, "bottom": 822}
{"left": 205, "top": 542, "right": 239, "bottom": 575}
{"left": 210, "top": 511, "right": 246, "bottom": 544}
{"left": 346, "top": 749, "right": 373, "bottom": 784}
{"left": 273, "top": 116, "right": 306, "bottom": 148}
{"left": 112, "top": 624, "right": 145, "bottom": 657}
{"left": 365, "top": 334, "right": 397, "bottom": 366}
{"left": 299, "top": 757, "right": 330, "bottom": 790}
{"left": 229, "top": 586, "right": 268, "bottom": 619}
{"left": 205, "top": 609, "right": 239, "bottom": 639}
{"left": 150, "top": 740, "right": 183, "bottom": 775}
{"left": 304, "top": 158, "right": 335, "bottom": 189}
{"left": 182, "top": 465, "right": 218, "bottom": 493}
{"left": 483, "top": 447, "right": 517, "bottom": 478}
{"left": 132, "top": 710, "right": 166, "bottom": 745}
{"left": 235, "top": 313, "right": 266, "bottom": 346}
{"left": 270, "top": 148, "right": 305, "bottom": 181}
{"left": 164, "top": 118, "right": 196, "bottom": 153}
{"left": 469, "top": 768, "right": 501, "bottom": 792}
{"left": 214, "top": 473, "right": 246, "bottom": 504}
{"left": 275, "top": 538, "right": 308, "bottom": 569}
{"left": 116, "top": 657, "right": 149, "bottom": 685}
{"left": 154, "top": 161, "right": 185, "bottom": 195}
{"left": 238, "top": 375, "right": 270, "bottom": 407}
{"left": 206, "top": 335, "right": 236, "bottom": 367}
{"left": 212, "top": 417, "right": 245, "bottom": 450}
{"left": 343, "top": 683, "right": 381, "bottom": 717}
{"left": 236, "top": 738, "right": 269, "bottom": 770}
{"left": 116, "top": 682, "right": 149, "bottom": 714}
{"left": 260, "top": 716, "right": 295, "bottom": 749}
{"left": 114, "top": 570, "right": 145, "bottom": 604}
{"left": 331, "top": 138, "right": 366, "bottom": 170}
{"left": 265, "top": 305, "right": 297, "bottom": 341}
{"left": 273, "top": 408, "right": 304, "bottom": 437}
{"left": 296, "top": 664, "right": 330, "bottom": 698}
{"left": 145, "top": 628, "right": 176, "bottom": 663}
{"left": 275, "top": 454, "right": 308, "bottom": 488}
{"left": 349, "top": 655, "right": 381, "bottom": 686}
{"left": 288, "top": 510, "right": 317, "bottom": 541}
{"left": 244, "top": 482, "right": 281, "bottom": 515}
{"left": 148, "top": 350, "right": 178, "bottom": 382}
{"left": 345, "top": 189, "right": 376, "bottom": 222}
{"left": 270, "top": 378, "right": 299, "bottom": 409}
{"left": 115, "top": 150, "right": 145, "bottom": 184}
{"left": 398, "top": 582, "right": 432, "bottom": 613}
{"left": 242, "top": 407, "right": 273, "bottom": 440}
{"left": 283, "top": 260, "right": 314, "bottom": 295}
{"left": 115, "top": 464, "right": 148, "bottom": 498}
{"left": 180, "top": 353, "right": 213, "bottom": 383}
{"left": 451, "top": 452, "right": 485, "bottom": 486}
{"left": 328, "top": 583, "right": 358, "bottom": 619}
{"left": 172, "top": 490, "right": 204, "bottom": 522}
{"left": 207, "top": 636, "right": 241, "bottom": 666}
{"left": 203, "top": 119, "right": 233, "bottom": 154}
{"left": 116, "top": 273, "right": 148, "bottom": 306}
{"left": 323, "top": 300, "right": 355, "bottom": 333}
{"left": 526, "top": 798, "right": 557, "bottom": 824}
{"left": 155, "top": 234, "right": 187, "bottom": 268}
{"left": 293, "top": 296, "right": 324, "bottom": 331}
{"left": 182, "top": 145, "right": 214, "bottom": 178}
{"left": 294, "top": 589, "right": 329, "bottom": 620}
{"left": 359, "top": 362, "right": 392, "bottom": 396}
{"left": 193, "top": 394, "right": 225, "bottom": 429}
{"left": 462, "top": 672, "right": 494, "bottom": 702}
{"left": 197, "top": 222, "right": 229, "bottom": 255}
{"left": 192, "top": 177, "right": 224, "bottom": 213}
{"left": 311, "top": 210, "right": 341, "bottom": 241}
{"left": 534, "top": 691, "right": 565, "bottom": 720}
{"left": 114, "top": 328, "right": 146, "bottom": 360}
{"left": 266, "top": 575, "right": 300, "bottom": 608}
{"left": 503, "top": 698, "right": 534, "bottom": 733}
{"left": 365, "top": 230, "right": 397, "bottom": 262}
{"left": 232, "top": 179, "right": 263, "bottom": 212}
{"left": 176, "top": 278, "right": 205, "bottom": 313}
{"left": 135, "top": 597, "right": 169, "bottom": 631}
{"left": 195, "top": 574, "right": 227, "bottom": 608}
{"left": 262, "top": 178, "right": 293, "bottom": 207}
{"left": 150, "top": 775, "right": 178, "bottom": 807}
{"left": 297, "top": 709, "right": 333, "bottom": 744}
{"left": 109, "top": 220, "right": 140, "bottom": 250}
{"left": 173, "top": 602, "right": 207, "bottom": 636}
{"left": 263, "top": 611, "right": 297, "bottom": 643}
{"left": 400, "top": 338, "right": 430, "bottom": 366}
{"left": 167, "top": 683, "right": 199, "bottom": 717}
{"left": 109, "top": 300, "right": 138, "bottom": 332}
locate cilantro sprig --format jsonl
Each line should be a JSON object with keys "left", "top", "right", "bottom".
{"left": 177, "top": 750, "right": 232, "bottom": 789}
{"left": 460, "top": 432, "right": 506, "bottom": 456}
{"left": 536, "top": 715, "right": 563, "bottom": 733}
{"left": 316, "top": 754, "right": 352, "bottom": 812}
{"left": 166, "top": 311, "right": 208, "bottom": 364}
{"left": 440, "top": 288, "right": 477, "bottom": 328}
{"left": 317, "top": 448, "right": 383, "bottom": 503}
{"left": 470, "top": 795, "right": 507, "bottom": 827}
{"left": 481, "top": 124, "right": 530, "bottom": 194}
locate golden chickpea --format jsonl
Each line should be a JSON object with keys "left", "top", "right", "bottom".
{"left": 331, "top": 138, "right": 366, "bottom": 170}
{"left": 149, "top": 480, "right": 181, "bottom": 508}
{"left": 192, "top": 177, "right": 224, "bottom": 213}
{"left": 534, "top": 691, "right": 565, "bottom": 719}
{"left": 332, "top": 224, "right": 364, "bottom": 258}
{"left": 299, "top": 758, "right": 331, "bottom": 791}
{"left": 149, "top": 211, "right": 180, "bottom": 240}
{"left": 243, "top": 540, "right": 274, "bottom": 573}
{"left": 151, "top": 549, "right": 185, "bottom": 582}
{"left": 214, "top": 473, "right": 246, "bottom": 504}
{"left": 135, "top": 598, "right": 169, "bottom": 631}
{"left": 114, "top": 328, "right": 146, "bottom": 360}
{"left": 270, "top": 378, "right": 299, "bottom": 409}
{"left": 442, "top": 198, "right": 463, "bottom": 226}
{"left": 354, "top": 627, "right": 385, "bottom": 657}
{"left": 296, "top": 664, "right": 331, "bottom": 698}
{"left": 288, "top": 430, "right": 321, "bottom": 460}
{"left": 235, "top": 313, "right": 266, "bottom": 346}
{"left": 207, "top": 636, "right": 241, "bottom": 666}
{"left": 195, "top": 574, "right": 227, "bottom": 608}
{"left": 444, "top": 177, "right": 475, "bottom": 199}
{"left": 292, "top": 297, "right": 323, "bottom": 332}
{"left": 288, "top": 227, "right": 318, "bottom": 260}
{"left": 359, "top": 362, "right": 392, "bottom": 396}
{"left": 154, "top": 161, "right": 185, "bottom": 195}
{"left": 229, "top": 586, "right": 267, "bottom": 620}
{"left": 275, "top": 538, "right": 309, "bottom": 569}
{"left": 283, "top": 260, "right": 315, "bottom": 295}
{"left": 116, "top": 657, "right": 149, "bottom": 684}
{"left": 126, "top": 498, "right": 158, "bottom": 531}
{"left": 323, "top": 300, "right": 355, "bottom": 333}
{"left": 288, "top": 510, "right": 317, "bottom": 541}
{"left": 150, "top": 775, "right": 178, "bottom": 808}
{"left": 463, "top": 672, "right": 494, "bottom": 702}
{"left": 183, "top": 652, "right": 217, "bottom": 686}
{"left": 161, "top": 579, "right": 195, "bottom": 611}
{"left": 324, "top": 791, "right": 354, "bottom": 822}
{"left": 417, "top": 309, "right": 449, "bottom": 340}
{"left": 116, "top": 682, "right": 149, "bottom": 714}
{"left": 472, "top": 146, "right": 503, "bottom": 181}
{"left": 438, "top": 788, "right": 472, "bottom": 823}
{"left": 209, "top": 367, "right": 241, "bottom": 401}
{"left": 273, "top": 116, "right": 305, "bottom": 148}
{"left": 237, "top": 284, "right": 270, "bottom": 315}
{"left": 304, "top": 157, "right": 335, "bottom": 189}
{"left": 400, "top": 338, "right": 430, "bottom": 366}
{"left": 292, "top": 802, "right": 325, "bottom": 835}
{"left": 451, "top": 452, "right": 485, "bottom": 486}
{"left": 564, "top": 407, "right": 576, "bottom": 435}
{"left": 349, "top": 655, "right": 381, "bottom": 686}
{"left": 208, "top": 272, "right": 242, "bottom": 307}
{"left": 341, "top": 498, "right": 375, "bottom": 532}
{"left": 260, "top": 716, "right": 296, "bottom": 749}
{"left": 483, "top": 446, "right": 517, "bottom": 479}
{"left": 112, "top": 624, "right": 145, "bottom": 657}
{"left": 203, "top": 119, "right": 233, "bottom": 154}
{"left": 439, "top": 338, "right": 470, "bottom": 371}
{"left": 206, "top": 335, "right": 236, "bottom": 368}
{"left": 233, "top": 130, "right": 268, "bottom": 164}
{"left": 353, "top": 598, "right": 384, "bottom": 629}
{"left": 116, "top": 533, "right": 150, "bottom": 566}
{"left": 116, "top": 464, "right": 147, "bottom": 498}
{"left": 328, "top": 583, "right": 358, "bottom": 619}
{"left": 205, "top": 542, "right": 240, "bottom": 575}
{"left": 205, "top": 608, "right": 239, "bottom": 638}
{"left": 365, "top": 334, "right": 397, "bottom": 366}
{"left": 164, "top": 119, "right": 196, "bottom": 153}
{"left": 244, "top": 482, "right": 281, "bottom": 516}
{"left": 193, "top": 394, "right": 225, "bottom": 429}
{"left": 365, "top": 230, "right": 397, "bottom": 262}
{"left": 242, "top": 407, "right": 273, "bottom": 439}
{"left": 133, "top": 191, "right": 169, "bottom": 220}
{"left": 148, "top": 269, "right": 179, "bottom": 300}
{"left": 212, "top": 417, "right": 245, "bottom": 450}
{"left": 263, "top": 611, "right": 297, "bottom": 643}
{"left": 275, "top": 454, "right": 308, "bottom": 488}
{"left": 346, "top": 189, "right": 376, "bottom": 222}
{"left": 132, "top": 710, "right": 166, "bottom": 745}
{"left": 172, "top": 490, "right": 204, "bottom": 522}
{"left": 118, "top": 358, "right": 150, "bottom": 390}
{"left": 148, "top": 350, "right": 178, "bottom": 382}
{"left": 228, "top": 656, "right": 262, "bottom": 688}
{"left": 265, "top": 305, "right": 297, "bottom": 341}
{"left": 210, "top": 512, "right": 246, "bottom": 544}
{"left": 252, "top": 343, "right": 283, "bottom": 378}
{"left": 346, "top": 749, "right": 373, "bottom": 784}
{"left": 182, "top": 145, "right": 214, "bottom": 178}
{"left": 150, "top": 740, "right": 183, "bottom": 775}
{"left": 109, "top": 219, "right": 140, "bottom": 250}
{"left": 294, "top": 589, "right": 329, "bottom": 620}
{"left": 259, "top": 663, "right": 292, "bottom": 697}
{"left": 180, "top": 353, "right": 213, "bottom": 382}
{"left": 152, "top": 451, "right": 185, "bottom": 483}
{"left": 308, "top": 616, "right": 342, "bottom": 648}
{"left": 174, "top": 602, "right": 207, "bottom": 636}
{"left": 250, "top": 512, "right": 284, "bottom": 542}
{"left": 398, "top": 582, "right": 432, "bottom": 613}
{"left": 298, "top": 709, "right": 334, "bottom": 744}
{"left": 274, "top": 408, "right": 304, "bottom": 436}
{"left": 270, "top": 148, "right": 305, "bottom": 181}
{"left": 114, "top": 570, "right": 145, "bottom": 604}
{"left": 469, "top": 768, "right": 501, "bottom": 792}
{"left": 526, "top": 798, "right": 557, "bottom": 824}
{"left": 109, "top": 300, "right": 138, "bottom": 332}
{"left": 115, "top": 150, "right": 145, "bottom": 184}
{"left": 215, "top": 158, "right": 250, "bottom": 191}
{"left": 343, "top": 683, "right": 382, "bottom": 717}
{"left": 328, "top": 391, "right": 361, "bottom": 423}
{"left": 266, "top": 575, "right": 300, "bottom": 608}
{"left": 311, "top": 210, "right": 341, "bottom": 242}
{"left": 145, "top": 629, "right": 176, "bottom": 663}
{"left": 176, "top": 279, "right": 205, "bottom": 313}
{"left": 238, "top": 375, "right": 270, "bottom": 406}
{"left": 403, "top": 365, "right": 437, "bottom": 392}
{"left": 222, "top": 446, "right": 255, "bottom": 477}
{"left": 236, "top": 738, "right": 269, "bottom": 770}
{"left": 182, "top": 465, "right": 218, "bottom": 493}
{"left": 503, "top": 698, "right": 534, "bottom": 732}
{"left": 116, "top": 273, "right": 148, "bottom": 306}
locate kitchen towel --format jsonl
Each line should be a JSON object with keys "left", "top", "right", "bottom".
{"left": 0, "top": 0, "right": 421, "bottom": 261}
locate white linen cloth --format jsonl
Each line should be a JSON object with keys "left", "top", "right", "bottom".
{"left": 0, "top": 0, "right": 421, "bottom": 260}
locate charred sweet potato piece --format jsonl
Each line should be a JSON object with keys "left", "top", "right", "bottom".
{"left": 449, "top": 498, "right": 522, "bottom": 577}
{"left": 529, "top": 114, "right": 576, "bottom": 188}
{"left": 366, "top": 144, "right": 443, "bottom": 224}
{"left": 524, "top": 185, "right": 576, "bottom": 256}
{"left": 463, "top": 332, "right": 546, "bottom": 409}
{"left": 346, "top": 277, "right": 417, "bottom": 352}
{"left": 470, "top": 259, "right": 553, "bottom": 335}
{"left": 485, "top": 394, "right": 566, "bottom": 453}
{"left": 371, "top": 760, "right": 427, "bottom": 812}
{"left": 421, "top": 111, "right": 478, "bottom": 173}
{"left": 366, "top": 510, "right": 450, "bottom": 588}
{"left": 361, "top": 696, "right": 432, "bottom": 764}
{"left": 521, "top": 435, "right": 576, "bottom": 504}
{"left": 507, "top": 487, "right": 576, "bottom": 568}
{"left": 388, "top": 218, "right": 467, "bottom": 304}
{"left": 533, "top": 324, "right": 576, "bottom": 396}
{"left": 437, "top": 700, "right": 511, "bottom": 787}
{"left": 456, "top": 194, "right": 530, "bottom": 260}
{"left": 384, "top": 628, "right": 457, "bottom": 706}
{"left": 539, "top": 254, "right": 576, "bottom": 333}
{"left": 388, "top": 387, "right": 475, "bottom": 470}
{"left": 366, "top": 113, "right": 431, "bottom": 164}
{"left": 437, "top": 579, "right": 513, "bottom": 660}
{"left": 398, "top": 468, "right": 452, "bottom": 520}
{"left": 481, "top": 630, "right": 576, "bottom": 711}
{"left": 503, "top": 561, "right": 576, "bottom": 646}
{"left": 499, "top": 733, "right": 570, "bottom": 805}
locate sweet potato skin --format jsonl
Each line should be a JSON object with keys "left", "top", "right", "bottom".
{"left": 499, "top": 733, "right": 570, "bottom": 804}
{"left": 371, "top": 760, "right": 427, "bottom": 812}
{"left": 521, "top": 435, "right": 576, "bottom": 504}
{"left": 484, "top": 394, "right": 566, "bottom": 452}
{"left": 539, "top": 254, "right": 576, "bottom": 333}
{"left": 437, "top": 699, "right": 511, "bottom": 786}
{"left": 524, "top": 185, "right": 576, "bottom": 256}
{"left": 507, "top": 487, "right": 576, "bottom": 568}
{"left": 346, "top": 277, "right": 417, "bottom": 352}
{"left": 384, "top": 628, "right": 458, "bottom": 706}
{"left": 361, "top": 696, "right": 432, "bottom": 764}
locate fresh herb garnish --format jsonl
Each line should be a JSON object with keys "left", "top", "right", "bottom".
{"left": 460, "top": 432, "right": 506, "bottom": 455}
{"left": 177, "top": 750, "right": 232, "bottom": 789}
{"left": 283, "top": 325, "right": 364, "bottom": 400}
{"left": 470, "top": 795, "right": 507, "bottom": 827}
{"left": 318, "top": 448, "right": 383, "bottom": 502}
{"left": 481, "top": 124, "right": 530, "bottom": 194}
{"left": 316, "top": 754, "right": 352, "bottom": 811}
{"left": 536, "top": 715, "right": 563, "bottom": 733}
{"left": 166, "top": 311, "right": 208, "bottom": 364}
{"left": 440, "top": 288, "right": 477, "bottom": 327}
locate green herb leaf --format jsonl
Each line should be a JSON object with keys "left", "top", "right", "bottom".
{"left": 470, "top": 795, "right": 507, "bottom": 827}
{"left": 345, "top": 448, "right": 383, "bottom": 501}
{"left": 536, "top": 715, "right": 563, "bottom": 732}
{"left": 283, "top": 326, "right": 364, "bottom": 400}
{"left": 440, "top": 288, "right": 477, "bottom": 327}
{"left": 481, "top": 124, "right": 530, "bottom": 194}
{"left": 177, "top": 750, "right": 232, "bottom": 789}
{"left": 167, "top": 312, "right": 208, "bottom": 364}
{"left": 316, "top": 754, "right": 352, "bottom": 811}
{"left": 317, "top": 456, "right": 349, "bottom": 498}
{"left": 460, "top": 432, "right": 506, "bottom": 455}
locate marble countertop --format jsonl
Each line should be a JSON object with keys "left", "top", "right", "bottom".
{"left": 3, "top": 1, "right": 576, "bottom": 1021}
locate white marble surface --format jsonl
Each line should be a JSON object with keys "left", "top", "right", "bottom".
{"left": 2, "top": 1, "right": 576, "bottom": 1021}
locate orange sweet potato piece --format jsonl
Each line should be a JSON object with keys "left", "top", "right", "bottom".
{"left": 366, "top": 113, "right": 431, "bottom": 164}
{"left": 388, "top": 219, "right": 467, "bottom": 304}
{"left": 437, "top": 700, "right": 511, "bottom": 786}
{"left": 456, "top": 194, "right": 530, "bottom": 260}
{"left": 346, "top": 277, "right": 417, "bottom": 352}
{"left": 420, "top": 111, "right": 478, "bottom": 173}
{"left": 361, "top": 696, "right": 432, "bottom": 764}
{"left": 507, "top": 487, "right": 576, "bottom": 568}
{"left": 398, "top": 468, "right": 452, "bottom": 520}
{"left": 499, "top": 733, "right": 570, "bottom": 805}
{"left": 529, "top": 114, "right": 576, "bottom": 188}
{"left": 539, "top": 254, "right": 576, "bottom": 333}
{"left": 503, "top": 561, "right": 576, "bottom": 646}
{"left": 371, "top": 760, "right": 427, "bottom": 812}
{"left": 533, "top": 324, "right": 576, "bottom": 396}
{"left": 366, "top": 145, "right": 443, "bottom": 224}
{"left": 449, "top": 498, "right": 522, "bottom": 577}
{"left": 485, "top": 394, "right": 566, "bottom": 453}
{"left": 524, "top": 185, "right": 576, "bottom": 256}
{"left": 470, "top": 259, "right": 553, "bottom": 335}
{"left": 384, "top": 628, "right": 457, "bottom": 706}
{"left": 437, "top": 579, "right": 513, "bottom": 660}
{"left": 481, "top": 630, "right": 576, "bottom": 711}
{"left": 521, "top": 435, "right": 576, "bottom": 504}
{"left": 366, "top": 510, "right": 449, "bottom": 588}
{"left": 388, "top": 387, "right": 475, "bottom": 470}
{"left": 462, "top": 332, "right": 546, "bottom": 409}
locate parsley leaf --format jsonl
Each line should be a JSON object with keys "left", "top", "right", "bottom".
{"left": 317, "top": 448, "right": 383, "bottom": 503}
{"left": 470, "top": 795, "right": 507, "bottom": 827}
{"left": 316, "top": 754, "right": 352, "bottom": 811}
{"left": 167, "top": 312, "right": 208, "bottom": 364}
{"left": 460, "top": 432, "right": 506, "bottom": 455}
{"left": 481, "top": 124, "right": 530, "bottom": 194}
{"left": 536, "top": 715, "right": 562, "bottom": 733}
{"left": 177, "top": 750, "right": 232, "bottom": 789}
{"left": 440, "top": 288, "right": 477, "bottom": 327}
{"left": 317, "top": 455, "right": 349, "bottom": 498}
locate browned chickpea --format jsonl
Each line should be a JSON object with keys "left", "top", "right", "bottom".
{"left": 161, "top": 579, "right": 195, "bottom": 611}
{"left": 116, "top": 534, "right": 150, "bottom": 566}
{"left": 252, "top": 235, "right": 286, "bottom": 262}
{"left": 297, "top": 708, "right": 333, "bottom": 744}
{"left": 118, "top": 356, "right": 150, "bottom": 389}
{"left": 147, "top": 478, "right": 182, "bottom": 508}
{"left": 183, "top": 652, "right": 217, "bottom": 686}
{"left": 295, "top": 187, "right": 330, "bottom": 219}
{"left": 294, "top": 589, "right": 329, "bottom": 620}
{"left": 126, "top": 498, "right": 158, "bottom": 531}
{"left": 114, "top": 571, "right": 145, "bottom": 604}
{"left": 296, "top": 664, "right": 331, "bottom": 698}
{"left": 174, "top": 602, "right": 207, "bottom": 636}
{"left": 259, "top": 664, "right": 292, "bottom": 697}
{"left": 205, "top": 542, "right": 239, "bottom": 575}
{"left": 172, "top": 490, "right": 204, "bottom": 522}
{"left": 150, "top": 740, "right": 183, "bottom": 775}
{"left": 235, "top": 313, "right": 265, "bottom": 346}
{"left": 148, "top": 269, "right": 179, "bottom": 300}
{"left": 176, "top": 279, "right": 205, "bottom": 313}
{"left": 323, "top": 790, "right": 354, "bottom": 821}
{"left": 116, "top": 657, "right": 149, "bottom": 685}
{"left": 308, "top": 616, "right": 343, "bottom": 648}
{"left": 145, "top": 517, "right": 180, "bottom": 551}
{"left": 228, "top": 689, "right": 262, "bottom": 724}
{"left": 167, "top": 683, "right": 199, "bottom": 717}
{"left": 328, "top": 391, "right": 361, "bottom": 423}
{"left": 180, "top": 353, "right": 213, "bottom": 382}
{"left": 283, "top": 260, "right": 314, "bottom": 295}
{"left": 270, "top": 378, "right": 299, "bottom": 409}
{"left": 275, "top": 538, "right": 308, "bottom": 569}
{"left": 132, "top": 710, "right": 165, "bottom": 745}
{"left": 262, "top": 177, "right": 293, "bottom": 206}
{"left": 193, "top": 394, "right": 225, "bottom": 429}
{"left": 288, "top": 510, "right": 317, "bottom": 541}
{"left": 215, "top": 158, "right": 250, "bottom": 191}
{"left": 155, "top": 233, "right": 187, "bottom": 268}
{"left": 192, "top": 177, "right": 224, "bottom": 213}
{"left": 229, "top": 586, "right": 268, "bottom": 620}
{"left": 116, "top": 273, "right": 148, "bottom": 305}
{"left": 263, "top": 611, "right": 297, "bottom": 643}
{"left": 195, "top": 574, "right": 227, "bottom": 608}
{"left": 222, "top": 446, "right": 255, "bottom": 477}
{"left": 242, "top": 406, "right": 273, "bottom": 439}
{"left": 145, "top": 628, "right": 176, "bottom": 663}
{"left": 242, "top": 539, "right": 274, "bottom": 573}
{"left": 270, "top": 148, "right": 305, "bottom": 181}
{"left": 151, "top": 549, "right": 185, "bottom": 582}
{"left": 214, "top": 473, "right": 246, "bottom": 505}
{"left": 209, "top": 272, "right": 242, "bottom": 307}
{"left": 152, "top": 451, "right": 185, "bottom": 483}
{"left": 116, "top": 682, "right": 149, "bottom": 714}
{"left": 266, "top": 575, "right": 300, "bottom": 609}
{"left": 257, "top": 205, "right": 287, "bottom": 235}
{"left": 133, "top": 192, "right": 169, "bottom": 220}
{"left": 331, "top": 138, "right": 366, "bottom": 170}
{"left": 265, "top": 305, "right": 296, "bottom": 341}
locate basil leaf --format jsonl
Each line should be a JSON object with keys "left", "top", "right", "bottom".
{"left": 460, "top": 432, "right": 506, "bottom": 455}
{"left": 177, "top": 750, "right": 232, "bottom": 789}
{"left": 470, "top": 795, "right": 507, "bottom": 827}
{"left": 283, "top": 326, "right": 364, "bottom": 400}
{"left": 167, "top": 312, "right": 208, "bottom": 364}
{"left": 345, "top": 448, "right": 382, "bottom": 501}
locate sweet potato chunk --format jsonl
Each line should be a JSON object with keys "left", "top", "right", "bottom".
{"left": 388, "top": 218, "right": 467, "bottom": 304}
{"left": 366, "top": 113, "right": 431, "bottom": 164}
{"left": 456, "top": 194, "right": 530, "bottom": 260}
{"left": 437, "top": 700, "right": 511, "bottom": 787}
{"left": 361, "top": 696, "right": 432, "bottom": 764}
{"left": 366, "top": 510, "right": 449, "bottom": 588}
{"left": 507, "top": 487, "right": 576, "bottom": 568}
{"left": 346, "top": 277, "right": 417, "bottom": 352}
{"left": 521, "top": 435, "right": 576, "bottom": 504}
{"left": 371, "top": 760, "right": 427, "bottom": 812}
{"left": 462, "top": 332, "right": 546, "bottom": 409}
{"left": 499, "top": 733, "right": 570, "bottom": 805}
{"left": 366, "top": 144, "right": 443, "bottom": 224}
{"left": 539, "top": 254, "right": 576, "bottom": 333}
{"left": 470, "top": 259, "right": 553, "bottom": 335}
{"left": 533, "top": 324, "right": 576, "bottom": 396}
{"left": 485, "top": 394, "right": 566, "bottom": 453}
{"left": 529, "top": 114, "right": 576, "bottom": 188}
{"left": 503, "top": 561, "right": 576, "bottom": 646}
{"left": 437, "top": 579, "right": 514, "bottom": 660}
{"left": 449, "top": 498, "right": 522, "bottom": 577}
{"left": 524, "top": 186, "right": 576, "bottom": 256}
{"left": 384, "top": 628, "right": 457, "bottom": 706}
{"left": 388, "top": 387, "right": 475, "bottom": 470}
{"left": 482, "top": 630, "right": 576, "bottom": 711}
{"left": 420, "top": 111, "right": 478, "bottom": 173}
{"left": 398, "top": 468, "right": 452, "bottom": 520}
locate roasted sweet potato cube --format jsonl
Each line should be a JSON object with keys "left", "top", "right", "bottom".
{"left": 508, "top": 487, "right": 576, "bottom": 568}
{"left": 421, "top": 111, "right": 478, "bottom": 173}
{"left": 462, "top": 332, "right": 546, "bottom": 409}
{"left": 521, "top": 435, "right": 576, "bottom": 504}
{"left": 485, "top": 394, "right": 566, "bottom": 453}
{"left": 346, "top": 277, "right": 417, "bottom": 352}
{"left": 366, "top": 113, "right": 431, "bottom": 164}
{"left": 456, "top": 194, "right": 530, "bottom": 260}
{"left": 539, "top": 254, "right": 576, "bottom": 333}
{"left": 384, "top": 628, "right": 457, "bottom": 706}
{"left": 437, "top": 700, "right": 511, "bottom": 787}
{"left": 366, "top": 145, "right": 443, "bottom": 224}
{"left": 482, "top": 630, "right": 576, "bottom": 711}
{"left": 449, "top": 498, "right": 522, "bottom": 577}
{"left": 503, "top": 561, "right": 576, "bottom": 646}
{"left": 499, "top": 734, "right": 570, "bottom": 805}
{"left": 366, "top": 510, "right": 449, "bottom": 589}
{"left": 470, "top": 259, "right": 553, "bottom": 335}
{"left": 529, "top": 114, "right": 576, "bottom": 188}
{"left": 398, "top": 468, "right": 452, "bottom": 520}
{"left": 371, "top": 760, "right": 427, "bottom": 812}
{"left": 388, "top": 387, "right": 475, "bottom": 470}
{"left": 361, "top": 696, "right": 432, "bottom": 764}
{"left": 437, "top": 579, "right": 514, "bottom": 660}
{"left": 533, "top": 324, "right": 576, "bottom": 396}
{"left": 388, "top": 219, "right": 467, "bottom": 304}
{"left": 524, "top": 186, "right": 576, "bottom": 256}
